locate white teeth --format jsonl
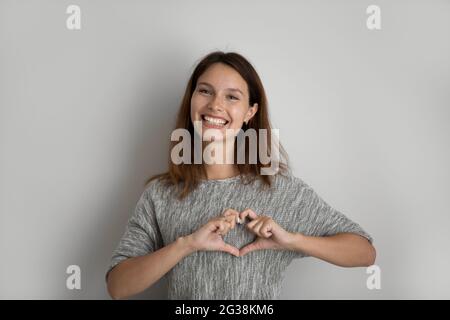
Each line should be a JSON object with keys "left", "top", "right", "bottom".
{"left": 203, "top": 115, "right": 227, "bottom": 125}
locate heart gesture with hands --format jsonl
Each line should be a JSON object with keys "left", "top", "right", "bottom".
{"left": 187, "top": 208, "right": 296, "bottom": 257}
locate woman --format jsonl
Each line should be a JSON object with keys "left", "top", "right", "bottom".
{"left": 105, "top": 51, "right": 376, "bottom": 300}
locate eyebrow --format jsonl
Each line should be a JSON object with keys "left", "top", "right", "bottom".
{"left": 197, "top": 82, "right": 244, "bottom": 96}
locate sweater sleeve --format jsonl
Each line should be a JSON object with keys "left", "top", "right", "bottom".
{"left": 105, "top": 189, "right": 164, "bottom": 278}
{"left": 289, "top": 178, "right": 373, "bottom": 259}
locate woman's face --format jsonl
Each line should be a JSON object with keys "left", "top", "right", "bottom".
{"left": 190, "top": 63, "right": 258, "bottom": 141}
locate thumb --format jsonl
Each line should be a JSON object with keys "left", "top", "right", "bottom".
{"left": 239, "top": 241, "right": 260, "bottom": 257}
{"left": 207, "top": 220, "right": 223, "bottom": 233}
{"left": 220, "top": 243, "right": 240, "bottom": 257}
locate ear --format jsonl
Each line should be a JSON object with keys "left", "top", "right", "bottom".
{"left": 245, "top": 103, "right": 258, "bottom": 123}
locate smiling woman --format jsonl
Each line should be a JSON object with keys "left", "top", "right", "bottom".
{"left": 157, "top": 51, "right": 290, "bottom": 190}
{"left": 105, "top": 51, "right": 376, "bottom": 300}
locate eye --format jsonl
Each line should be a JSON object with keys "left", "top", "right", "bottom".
{"left": 228, "top": 95, "right": 239, "bottom": 101}
{"left": 199, "top": 88, "right": 210, "bottom": 94}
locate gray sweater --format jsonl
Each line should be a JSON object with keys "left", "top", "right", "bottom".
{"left": 106, "top": 172, "right": 373, "bottom": 299}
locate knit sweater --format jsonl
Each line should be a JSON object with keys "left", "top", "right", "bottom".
{"left": 106, "top": 172, "right": 373, "bottom": 299}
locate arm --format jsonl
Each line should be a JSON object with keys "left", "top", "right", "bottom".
{"left": 286, "top": 232, "right": 376, "bottom": 267}
{"left": 107, "top": 211, "right": 240, "bottom": 300}
{"left": 106, "top": 236, "right": 195, "bottom": 300}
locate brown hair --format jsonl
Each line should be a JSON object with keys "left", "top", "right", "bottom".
{"left": 145, "top": 51, "right": 290, "bottom": 199}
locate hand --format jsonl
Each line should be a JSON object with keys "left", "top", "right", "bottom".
{"left": 233, "top": 208, "right": 296, "bottom": 257}
{"left": 187, "top": 209, "right": 240, "bottom": 257}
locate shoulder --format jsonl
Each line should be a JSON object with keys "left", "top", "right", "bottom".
{"left": 265, "top": 172, "right": 322, "bottom": 205}
{"left": 270, "top": 171, "right": 311, "bottom": 191}
{"left": 142, "top": 175, "right": 177, "bottom": 201}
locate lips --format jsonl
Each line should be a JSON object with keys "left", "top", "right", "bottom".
{"left": 201, "top": 114, "right": 230, "bottom": 127}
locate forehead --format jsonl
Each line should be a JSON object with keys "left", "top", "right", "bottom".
{"left": 197, "top": 63, "right": 248, "bottom": 95}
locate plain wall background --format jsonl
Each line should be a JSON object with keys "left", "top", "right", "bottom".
{"left": 1, "top": 0, "right": 449, "bottom": 299}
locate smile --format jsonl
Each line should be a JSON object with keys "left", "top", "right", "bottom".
{"left": 201, "top": 115, "right": 229, "bottom": 127}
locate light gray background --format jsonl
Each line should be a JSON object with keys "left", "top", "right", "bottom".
{"left": 1, "top": 0, "right": 449, "bottom": 299}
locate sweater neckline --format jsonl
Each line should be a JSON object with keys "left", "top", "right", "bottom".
{"left": 198, "top": 174, "right": 243, "bottom": 184}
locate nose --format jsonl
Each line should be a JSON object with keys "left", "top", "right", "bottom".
{"left": 208, "top": 96, "right": 224, "bottom": 112}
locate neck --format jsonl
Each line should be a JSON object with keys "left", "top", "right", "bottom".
{"left": 204, "top": 164, "right": 240, "bottom": 180}
{"left": 201, "top": 139, "right": 239, "bottom": 180}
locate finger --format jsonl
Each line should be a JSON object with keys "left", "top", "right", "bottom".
{"left": 223, "top": 208, "right": 239, "bottom": 217}
{"left": 252, "top": 219, "right": 266, "bottom": 236}
{"left": 240, "top": 208, "right": 258, "bottom": 222}
{"left": 231, "top": 212, "right": 241, "bottom": 225}
{"left": 234, "top": 213, "right": 242, "bottom": 225}
{"left": 260, "top": 220, "right": 273, "bottom": 238}
{"left": 221, "top": 243, "right": 240, "bottom": 257}
{"left": 214, "top": 220, "right": 226, "bottom": 235}
{"left": 239, "top": 209, "right": 250, "bottom": 221}
{"left": 239, "top": 242, "right": 258, "bottom": 257}
{"left": 223, "top": 215, "right": 236, "bottom": 229}
{"left": 214, "top": 223, "right": 224, "bottom": 234}
{"left": 233, "top": 209, "right": 247, "bottom": 224}
{"left": 225, "top": 217, "right": 235, "bottom": 229}
{"left": 218, "top": 220, "right": 232, "bottom": 235}
{"left": 231, "top": 217, "right": 236, "bottom": 229}
{"left": 223, "top": 209, "right": 240, "bottom": 227}
{"left": 208, "top": 219, "right": 223, "bottom": 232}
{"left": 246, "top": 217, "right": 261, "bottom": 230}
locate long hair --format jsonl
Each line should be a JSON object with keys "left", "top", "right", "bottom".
{"left": 145, "top": 51, "right": 290, "bottom": 199}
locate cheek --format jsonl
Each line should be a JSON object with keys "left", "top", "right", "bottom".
{"left": 191, "top": 95, "right": 208, "bottom": 110}
{"left": 190, "top": 96, "right": 202, "bottom": 115}
{"left": 228, "top": 109, "right": 247, "bottom": 124}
